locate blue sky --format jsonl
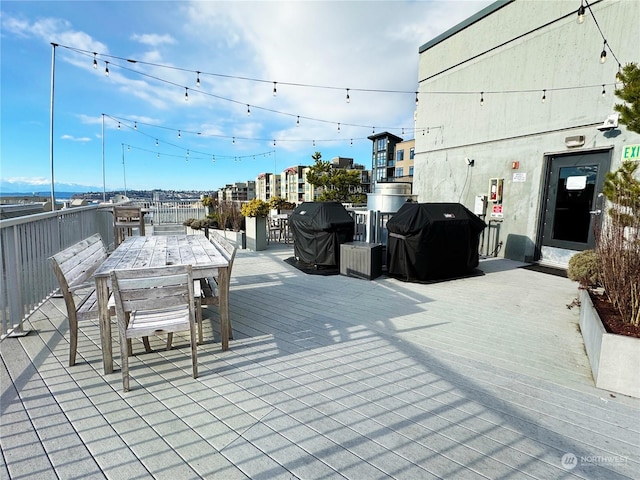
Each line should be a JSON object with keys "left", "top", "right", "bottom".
{"left": 1, "top": 0, "right": 491, "bottom": 194}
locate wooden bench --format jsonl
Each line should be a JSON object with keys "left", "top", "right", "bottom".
{"left": 50, "top": 234, "right": 110, "bottom": 366}
{"left": 193, "top": 231, "right": 237, "bottom": 342}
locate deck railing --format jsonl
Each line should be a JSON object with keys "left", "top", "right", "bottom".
{"left": 0, "top": 205, "right": 113, "bottom": 338}
{"left": 0, "top": 202, "right": 390, "bottom": 338}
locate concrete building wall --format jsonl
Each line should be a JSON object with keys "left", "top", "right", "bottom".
{"left": 414, "top": 0, "right": 640, "bottom": 264}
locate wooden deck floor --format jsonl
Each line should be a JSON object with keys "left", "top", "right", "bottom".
{"left": 2, "top": 244, "right": 639, "bottom": 479}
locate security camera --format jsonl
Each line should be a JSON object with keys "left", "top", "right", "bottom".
{"left": 465, "top": 157, "right": 475, "bottom": 166}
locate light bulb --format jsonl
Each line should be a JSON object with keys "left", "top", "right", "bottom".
{"left": 480, "top": 92, "right": 484, "bottom": 106}
{"left": 134, "top": 122, "right": 137, "bottom": 130}
{"left": 346, "top": 88, "right": 350, "bottom": 103}
{"left": 616, "top": 66, "right": 622, "bottom": 82}
{"left": 415, "top": 92, "right": 419, "bottom": 106}
{"left": 296, "top": 116, "right": 300, "bottom": 127}
{"left": 247, "top": 104, "right": 251, "bottom": 116}
{"left": 155, "top": 138, "right": 158, "bottom": 146}
{"left": 232, "top": 137, "right": 235, "bottom": 144}
{"left": 185, "top": 88, "right": 189, "bottom": 101}
{"left": 105, "top": 61, "right": 109, "bottom": 76}
{"left": 602, "top": 85, "right": 606, "bottom": 97}
{"left": 577, "top": 4, "right": 585, "bottom": 24}
{"left": 337, "top": 123, "right": 340, "bottom": 132}
{"left": 600, "top": 43, "right": 607, "bottom": 63}
{"left": 273, "top": 82, "right": 277, "bottom": 96}
{"left": 178, "top": 130, "right": 181, "bottom": 138}
{"left": 542, "top": 90, "right": 546, "bottom": 103}
{"left": 196, "top": 71, "right": 201, "bottom": 87}
{"left": 93, "top": 53, "right": 98, "bottom": 69}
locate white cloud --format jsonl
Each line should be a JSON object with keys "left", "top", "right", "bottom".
{"left": 131, "top": 33, "right": 176, "bottom": 46}
{"left": 61, "top": 134, "right": 91, "bottom": 142}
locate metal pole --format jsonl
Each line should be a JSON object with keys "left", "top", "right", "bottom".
{"left": 122, "top": 143, "right": 127, "bottom": 198}
{"left": 49, "top": 43, "right": 57, "bottom": 210}
{"left": 102, "top": 114, "right": 106, "bottom": 202}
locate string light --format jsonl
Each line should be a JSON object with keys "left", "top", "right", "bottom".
{"left": 104, "top": 61, "right": 109, "bottom": 77}
{"left": 577, "top": 1, "right": 585, "bottom": 24}
{"left": 155, "top": 138, "right": 158, "bottom": 146}
{"left": 337, "top": 123, "right": 341, "bottom": 132}
{"left": 346, "top": 88, "right": 350, "bottom": 103}
{"left": 134, "top": 121, "right": 137, "bottom": 130}
{"left": 541, "top": 89, "right": 546, "bottom": 103}
{"left": 600, "top": 41, "right": 607, "bottom": 63}
{"left": 480, "top": 92, "right": 484, "bottom": 106}
{"left": 415, "top": 92, "right": 419, "bottom": 105}
{"left": 616, "top": 64, "right": 622, "bottom": 82}
{"left": 247, "top": 104, "right": 251, "bottom": 116}
{"left": 93, "top": 52, "right": 98, "bottom": 69}
{"left": 273, "top": 81, "right": 277, "bottom": 96}
{"left": 601, "top": 84, "right": 606, "bottom": 96}
{"left": 273, "top": 139, "right": 276, "bottom": 146}
{"left": 296, "top": 116, "right": 300, "bottom": 127}
{"left": 178, "top": 130, "right": 181, "bottom": 138}
{"left": 196, "top": 71, "right": 201, "bottom": 87}
{"left": 184, "top": 87, "right": 189, "bottom": 101}
{"left": 117, "top": 122, "right": 121, "bottom": 129}
{"left": 232, "top": 137, "right": 235, "bottom": 144}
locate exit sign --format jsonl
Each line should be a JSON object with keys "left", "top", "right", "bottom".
{"left": 621, "top": 144, "right": 640, "bottom": 161}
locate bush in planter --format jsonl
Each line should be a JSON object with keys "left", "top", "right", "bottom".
{"left": 567, "top": 249, "right": 599, "bottom": 288}
{"left": 597, "top": 160, "right": 640, "bottom": 327}
{"left": 241, "top": 199, "right": 270, "bottom": 218}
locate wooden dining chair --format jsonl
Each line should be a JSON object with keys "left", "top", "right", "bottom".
{"left": 110, "top": 265, "right": 198, "bottom": 392}
{"left": 113, "top": 205, "right": 145, "bottom": 248}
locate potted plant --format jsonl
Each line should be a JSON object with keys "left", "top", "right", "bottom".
{"left": 241, "top": 199, "right": 269, "bottom": 251}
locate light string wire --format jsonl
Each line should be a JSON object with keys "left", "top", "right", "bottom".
{"left": 585, "top": 0, "right": 622, "bottom": 68}
{"left": 109, "top": 116, "right": 276, "bottom": 161}
{"left": 104, "top": 113, "right": 438, "bottom": 148}
{"left": 123, "top": 142, "right": 275, "bottom": 163}
{"left": 61, "top": 44, "right": 417, "bottom": 134}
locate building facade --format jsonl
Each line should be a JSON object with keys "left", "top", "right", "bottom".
{"left": 413, "top": 0, "right": 640, "bottom": 267}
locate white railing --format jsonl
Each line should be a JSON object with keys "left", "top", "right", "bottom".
{"left": 348, "top": 209, "right": 395, "bottom": 245}
{"left": 135, "top": 200, "right": 206, "bottom": 226}
{"left": 0, "top": 205, "right": 113, "bottom": 338}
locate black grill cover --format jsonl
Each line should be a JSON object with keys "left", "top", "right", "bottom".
{"left": 289, "top": 202, "right": 355, "bottom": 267}
{"left": 386, "top": 203, "right": 486, "bottom": 281}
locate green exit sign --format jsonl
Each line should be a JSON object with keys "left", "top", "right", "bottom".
{"left": 621, "top": 144, "right": 640, "bottom": 161}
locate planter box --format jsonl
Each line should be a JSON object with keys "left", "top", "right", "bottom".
{"left": 245, "top": 216, "right": 267, "bottom": 251}
{"left": 579, "top": 289, "right": 640, "bottom": 398}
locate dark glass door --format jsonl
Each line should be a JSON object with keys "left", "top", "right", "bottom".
{"left": 541, "top": 152, "right": 610, "bottom": 250}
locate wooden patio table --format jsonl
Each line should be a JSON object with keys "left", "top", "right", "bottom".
{"left": 93, "top": 235, "right": 230, "bottom": 374}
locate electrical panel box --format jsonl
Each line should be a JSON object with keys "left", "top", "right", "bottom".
{"left": 474, "top": 195, "right": 487, "bottom": 216}
{"left": 489, "top": 178, "right": 503, "bottom": 203}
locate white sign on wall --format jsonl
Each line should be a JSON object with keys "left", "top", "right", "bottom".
{"left": 512, "top": 172, "right": 527, "bottom": 183}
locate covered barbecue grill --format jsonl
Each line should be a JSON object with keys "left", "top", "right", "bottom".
{"left": 289, "top": 202, "right": 355, "bottom": 267}
{"left": 386, "top": 202, "right": 486, "bottom": 281}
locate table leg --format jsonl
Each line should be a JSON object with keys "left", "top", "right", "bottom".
{"left": 96, "top": 277, "right": 113, "bottom": 374}
{"left": 218, "top": 267, "right": 230, "bottom": 351}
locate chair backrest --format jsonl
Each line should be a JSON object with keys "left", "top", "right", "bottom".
{"left": 113, "top": 205, "right": 145, "bottom": 248}
{"left": 209, "top": 231, "right": 237, "bottom": 276}
{"left": 110, "top": 265, "right": 195, "bottom": 319}
{"left": 50, "top": 233, "right": 107, "bottom": 297}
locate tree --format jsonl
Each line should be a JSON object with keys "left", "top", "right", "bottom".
{"left": 305, "top": 152, "right": 366, "bottom": 203}
{"left": 614, "top": 62, "right": 640, "bottom": 134}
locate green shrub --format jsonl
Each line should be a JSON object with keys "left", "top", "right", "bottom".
{"left": 567, "top": 250, "right": 599, "bottom": 288}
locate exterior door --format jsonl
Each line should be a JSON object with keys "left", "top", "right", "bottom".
{"left": 541, "top": 151, "right": 610, "bottom": 256}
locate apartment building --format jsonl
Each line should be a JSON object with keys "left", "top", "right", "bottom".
{"left": 368, "top": 132, "right": 414, "bottom": 189}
